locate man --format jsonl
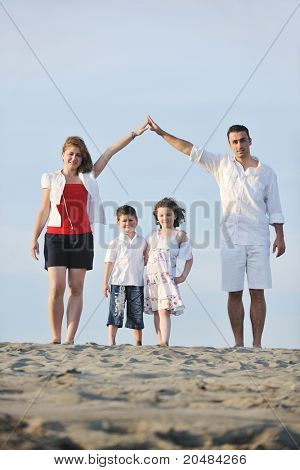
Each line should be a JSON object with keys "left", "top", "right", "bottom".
{"left": 147, "top": 115, "right": 285, "bottom": 348}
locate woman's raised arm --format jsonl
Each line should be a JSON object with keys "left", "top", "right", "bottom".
{"left": 93, "top": 120, "right": 149, "bottom": 178}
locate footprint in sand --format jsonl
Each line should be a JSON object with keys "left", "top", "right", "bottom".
{"left": 11, "top": 359, "right": 33, "bottom": 370}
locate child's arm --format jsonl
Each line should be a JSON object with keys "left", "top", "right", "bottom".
{"left": 103, "top": 262, "right": 114, "bottom": 297}
{"left": 143, "top": 243, "right": 150, "bottom": 265}
{"left": 174, "top": 231, "right": 193, "bottom": 284}
{"left": 174, "top": 258, "right": 193, "bottom": 285}
{"left": 93, "top": 120, "right": 149, "bottom": 178}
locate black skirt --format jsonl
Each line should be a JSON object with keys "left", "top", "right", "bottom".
{"left": 44, "top": 232, "right": 94, "bottom": 270}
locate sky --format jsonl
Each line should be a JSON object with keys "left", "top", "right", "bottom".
{"left": 1, "top": 0, "right": 299, "bottom": 348}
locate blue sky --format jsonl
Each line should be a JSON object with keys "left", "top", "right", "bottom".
{"left": 1, "top": 0, "right": 299, "bottom": 347}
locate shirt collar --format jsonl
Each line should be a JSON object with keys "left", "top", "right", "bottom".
{"left": 231, "top": 155, "right": 261, "bottom": 171}
{"left": 119, "top": 232, "right": 138, "bottom": 242}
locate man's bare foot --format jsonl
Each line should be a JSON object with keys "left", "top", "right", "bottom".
{"left": 253, "top": 343, "right": 262, "bottom": 348}
{"left": 158, "top": 342, "right": 169, "bottom": 347}
{"left": 233, "top": 343, "right": 244, "bottom": 348}
{"left": 49, "top": 339, "right": 61, "bottom": 344}
{"left": 135, "top": 340, "right": 142, "bottom": 346}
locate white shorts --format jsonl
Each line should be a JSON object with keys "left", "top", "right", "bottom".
{"left": 221, "top": 243, "right": 272, "bottom": 292}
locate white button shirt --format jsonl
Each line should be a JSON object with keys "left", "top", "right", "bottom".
{"left": 190, "top": 145, "right": 285, "bottom": 245}
{"left": 105, "top": 232, "right": 147, "bottom": 286}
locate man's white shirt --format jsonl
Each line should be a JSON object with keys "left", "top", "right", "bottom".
{"left": 189, "top": 145, "right": 284, "bottom": 245}
{"left": 104, "top": 232, "right": 147, "bottom": 286}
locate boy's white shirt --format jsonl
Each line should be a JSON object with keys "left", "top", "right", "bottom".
{"left": 105, "top": 232, "right": 147, "bottom": 286}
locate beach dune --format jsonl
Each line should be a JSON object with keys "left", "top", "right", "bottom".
{"left": 0, "top": 343, "right": 299, "bottom": 450}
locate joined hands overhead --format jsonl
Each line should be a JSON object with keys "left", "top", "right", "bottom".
{"left": 132, "top": 115, "right": 162, "bottom": 137}
{"left": 147, "top": 115, "right": 164, "bottom": 136}
{"left": 134, "top": 118, "right": 150, "bottom": 137}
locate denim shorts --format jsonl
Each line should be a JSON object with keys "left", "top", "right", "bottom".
{"left": 107, "top": 285, "right": 144, "bottom": 329}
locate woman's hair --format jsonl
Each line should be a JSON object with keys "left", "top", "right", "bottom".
{"left": 62, "top": 136, "right": 93, "bottom": 173}
{"left": 153, "top": 197, "right": 185, "bottom": 228}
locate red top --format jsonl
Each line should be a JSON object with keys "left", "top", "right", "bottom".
{"left": 47, "top": 184, "right": 92, "bottom": 235}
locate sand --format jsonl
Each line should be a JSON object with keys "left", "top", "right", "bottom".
{"left": 0, "top": 342, "right": 299, "bottom": 450}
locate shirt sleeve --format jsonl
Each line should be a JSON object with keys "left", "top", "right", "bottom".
{"left": 146, "top": 232, "right": 156, "bottom": 248}
{"left": 88, "top": 169, "right": 96, "bottom": 180}
{"left": 104, "top": 240, "right": 118, "bottom": 263}
{"left": 143, "top": 239, "right": 148, "bottom": 253}
{"left": 178, "top": 238, "right": 193, "bottom": 261}
{"left": 266, "top": 171, "right": 285, "bottom": 225}
{"left": 189, "top": 145, "right": 223, "bottom": 177}
{"left": 41, "top": 173, "right": 51, "bottom": 189}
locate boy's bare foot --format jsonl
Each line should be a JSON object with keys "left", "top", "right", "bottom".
{"left": 135, "top": 340, "right": 142, "bottom": 346}
{"left": 49, "top": 339, "right": 61, "bottom": 344}
{"left": 158, "top": 342, "right": 169, "bottom": 347}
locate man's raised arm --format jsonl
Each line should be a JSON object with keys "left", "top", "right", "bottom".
{"left": 147, "top": 115, "right": 193, "bottom": 155}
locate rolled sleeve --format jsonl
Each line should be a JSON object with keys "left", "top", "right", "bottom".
{"left": 189, "top": 145, "right": 223, "bottom": 177}
{"left": 266, "top": 171, "right": 284, "bottom": 225}
{"left": 41, "top": 173, "right": 51, "bottom": 189}
{"left": 269, "top": 213, "right": 285, "bottom": 225}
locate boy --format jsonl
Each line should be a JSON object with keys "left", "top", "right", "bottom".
{"left": 103, "top": 205, "right": 147, "bottom": 346}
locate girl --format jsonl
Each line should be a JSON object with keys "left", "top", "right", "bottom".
{"left": 144, "top": 197, "right": 193, "bottom": 346}
{"left": 30, "top": 122, "right": 148, "bottom": 344}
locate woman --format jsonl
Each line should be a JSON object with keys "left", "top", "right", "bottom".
{"left": 30, "top": 122, "right": 148, "bottom": 344}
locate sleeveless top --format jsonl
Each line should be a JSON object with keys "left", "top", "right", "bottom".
{"left": 47, "top": 184, "right": 92, "bottom": 234}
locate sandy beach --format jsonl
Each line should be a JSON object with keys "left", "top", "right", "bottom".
{"left": 0, "top": 342, "right": 299, "bottom": 450}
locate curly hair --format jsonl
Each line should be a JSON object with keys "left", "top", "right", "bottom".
{"left": 153, "top": 197, "right": 185, "bottom": 228}
{"left": 62, "top": 136, "right": 93, "bottom": 173}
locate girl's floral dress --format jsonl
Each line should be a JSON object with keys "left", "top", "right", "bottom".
{"left": 144, "top": 230, "right": 192, "bottom": 315}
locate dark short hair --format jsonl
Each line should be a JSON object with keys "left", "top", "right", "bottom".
{"left": 153, "top": 197, "right": 185, "bottom": 228}
{"left": 116, "top": 205, "right": 138, "bottom": 220}
{"left": 227, "top": 124, "right": 251, "bottom": 141}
